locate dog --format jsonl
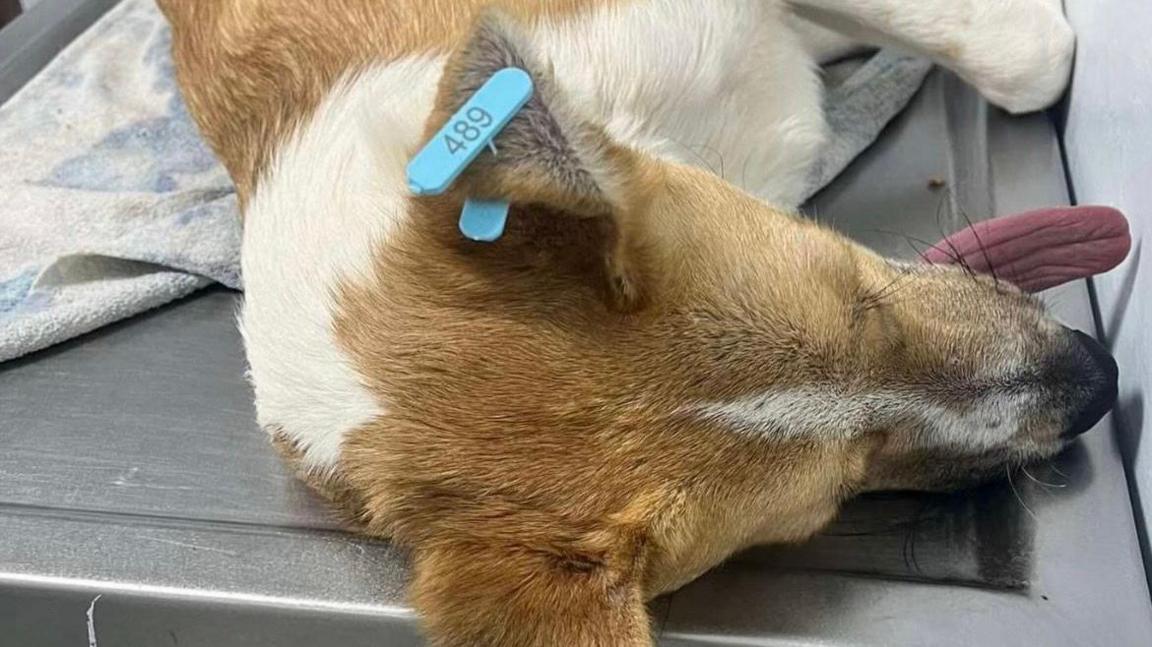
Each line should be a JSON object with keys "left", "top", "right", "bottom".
{"left": 158, "top": 1, "right": 1111, "bottom": 644}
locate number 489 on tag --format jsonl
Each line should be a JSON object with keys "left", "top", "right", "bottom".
{"left": 444, "top": 107, "right": 494, "bottom": 155}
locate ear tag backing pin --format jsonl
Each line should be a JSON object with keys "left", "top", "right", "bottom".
{"left": 405, "top": 67, "right": 534, "bottom": 242}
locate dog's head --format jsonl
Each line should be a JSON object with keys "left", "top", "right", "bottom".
{"left": 354, "top": 12, "right": 1116, "bottom": 491}
{"left": 326, "top": 11, "right": 1122, "bottom": 643}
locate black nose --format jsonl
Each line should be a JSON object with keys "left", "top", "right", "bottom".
{"left": 1064, "top": 330, "right": 1119, "bottom": 437}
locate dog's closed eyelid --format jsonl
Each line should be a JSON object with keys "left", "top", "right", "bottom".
{"left": 849, "top": 300, "right": 901, "bottom": 353}
{"left": 850, "top": 289, "right": 892, "bottom": 321}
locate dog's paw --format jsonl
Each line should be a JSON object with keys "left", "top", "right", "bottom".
{"left": 951, "top": 2, "right": 1075, "bottom": 114}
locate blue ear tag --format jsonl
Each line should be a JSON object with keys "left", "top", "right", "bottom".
{"left": 405, "top": 67, "right": 534, "bottom": 241}
{"left": 459, "top": 198, "right": 510, "bottom": 242}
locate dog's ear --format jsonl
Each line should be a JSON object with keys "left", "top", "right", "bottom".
{"left": 421, "top": 11, "right": 663, "bottom": 308}
{"left": 427, "top": 11, "right": 647, "bottom": 214}
{"left": 409, "top": 529, "right": 653, "bottom": 647}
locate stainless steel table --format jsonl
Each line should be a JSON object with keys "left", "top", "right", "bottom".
{"left": 2, "top": 2, "right": 1149, "bottom": 645}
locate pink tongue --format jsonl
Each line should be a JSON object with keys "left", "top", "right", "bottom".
{"left": 923, "top": 206, "right": 1130, "bottom": 292}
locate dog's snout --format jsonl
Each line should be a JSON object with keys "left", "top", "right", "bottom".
{"left": 1064, "top": 329, "right": 1119, "bottom": 438}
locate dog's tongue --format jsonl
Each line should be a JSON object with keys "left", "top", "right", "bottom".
{"left": 923, "top": 206, "right": 1130, "bottom": 292}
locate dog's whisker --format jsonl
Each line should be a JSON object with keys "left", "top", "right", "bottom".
{"left": 1021, "top": 465, "right": 1067, "bottom": 488}
{"left": 931, "top": 192, "right": 978, "bottom": 279}
{"left": 937, "top": 213, "right": 978, "bottom": 279}
{"left": 860, "top": 266, "right": 919, "bottom": 309}
{"left": 956, "top": 202, "right": 1000, "bottom": 288}
{"left": 1007, "top": 465, "right": 1039, "bottom": 521}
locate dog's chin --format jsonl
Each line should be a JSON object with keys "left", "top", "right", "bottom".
{"left": 862, "top": 443, "right": 1070, "bottom": 494}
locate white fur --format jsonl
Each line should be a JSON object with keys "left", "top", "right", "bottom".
{"left": 694, "top": 387, "right": 1034, "bottom": 450}
{"left": 239, "top": 57, "right": 443, "bottom": 471}
{"left": 791, "top": 0, "right": 1075, "bottom": 114}
{"left": 534, "top": 0, "right": 828, "bottom": 207}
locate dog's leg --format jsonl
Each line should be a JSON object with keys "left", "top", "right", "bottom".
{"left": 409, "top": 535, "right": 653, "bottom": 647}
{"left": 787, "top": 0, "right": 1075, "bottom": 113}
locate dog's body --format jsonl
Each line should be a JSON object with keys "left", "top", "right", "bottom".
{"left": 160, "top": 2, "right": 1107, "bottom": 645}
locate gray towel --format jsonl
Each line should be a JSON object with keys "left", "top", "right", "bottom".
{"left": 0, "top": 0, "right": 930, "bottom": 363}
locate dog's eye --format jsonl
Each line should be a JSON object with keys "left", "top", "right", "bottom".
{"left": 854, "top": 266, "right": 916, "bottom": 318}
{"left": 852, "top": 288, "right": 893, "bottom": 319}
{"left": 849, "top": 288, "right": 901, "bottom": 351}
